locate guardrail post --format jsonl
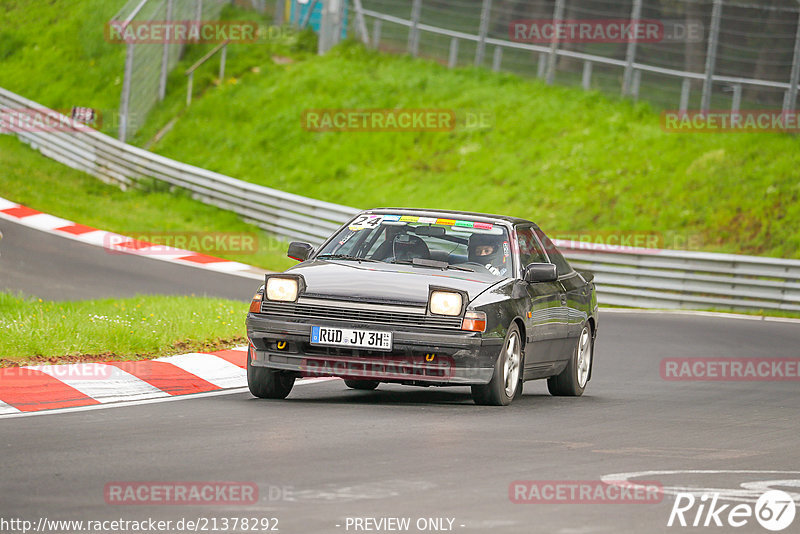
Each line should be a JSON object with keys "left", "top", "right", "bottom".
{"left": 158, "top": 0, "right": 173, "bottom": 101}
{"left": 622, "top": 0, "right": 643, "bottom": 96}
{"left": 448, "top": 37, "right": 459, "bottom": 68}
{"left": 631, "top": 69, "right": 641, "bottom": 101}
{"left": 784, "top": 8, "right": 800, "bottom": 113}
{"left": 119, "top": 42, "right": 134, "bottom": 142}
{"left": 492, "top": 46, "right": 502, "bottom": 71}
{"left": 352, "top": 0, "right": 370, "bottom": 45}
{"left": 219, "top": 43, "right": 227, "bottom": 81}
{"left": 701, "top": 0, "right": 722, "bottom": 113}
{"left": 475, "top": 0, "right": 492, "bottom": 66}
{"left": 679, "top": 78, "right": 691, "bottom": 112}
{"left": 582, "top": 61, "right": 592, "bottom": 90}
{"left": 372, "top": 18, "right": 382, "bottom": 49}
{"left": 408, "top": 0, "right": 422, "bottom": 56}
{"left": 731, "top": 83, "right": 742, "bottom": 114}
{"left": 537, "top": 52, "right": 547, "bottom": 78}
{"left": 546, "top": 0, "right": 565, "bottom": 85}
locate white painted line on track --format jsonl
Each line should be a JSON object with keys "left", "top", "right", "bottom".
{"left": 0, "top": 379, "right": 338, "bottom": 420}
{"left": 599, "top": 307, "right": 800, "bottom": 324}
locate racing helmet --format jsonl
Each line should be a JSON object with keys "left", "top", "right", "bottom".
{"left": 467, "top": 232, "right": 507, "bottom": 268}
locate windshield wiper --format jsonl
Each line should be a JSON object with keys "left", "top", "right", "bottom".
{"left": 392, "top": 258, "right": 473, "bottom": 272}
{"left": 317, "top": 254, "right": 381, "bottom": 263}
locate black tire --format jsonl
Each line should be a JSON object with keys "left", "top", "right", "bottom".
{"left": 547, "top": 324, "right": 593, "bottom": 397}
{"left": 247, "top": 352, "right": 295, "bottom": 399}
{"left": 471, "top": 323, "right": 523, "bottom": 406}
{"left": 344, "top": 379, "right": 379, "bottom": 390}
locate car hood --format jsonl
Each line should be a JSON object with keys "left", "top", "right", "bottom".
{"left": 285, "top": 260, "right": 501, "bottom": 306}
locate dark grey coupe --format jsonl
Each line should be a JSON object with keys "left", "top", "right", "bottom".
{"left": 245, "top": 209, "right": 598, "bottom": 406}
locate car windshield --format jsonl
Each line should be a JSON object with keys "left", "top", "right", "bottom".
{"left": 316, "top": 213, "right": 512, "bottom": 278}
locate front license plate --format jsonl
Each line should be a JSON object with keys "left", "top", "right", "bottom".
{"left": 310, "top": 326, "right": 392, "bottom": 351}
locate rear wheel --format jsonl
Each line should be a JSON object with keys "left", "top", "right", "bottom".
{"left": 472, "top": 324, "right": 522, "bottom": 406}
{"left": 547, "top": 324, "right": 592, "bottom": 396}
{"left": 344, "top": 380, "right": 379, "bottom": 390}
{"left": 247, "top": 350, "right": 295, "bottom": 399}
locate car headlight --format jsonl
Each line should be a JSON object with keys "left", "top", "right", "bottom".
{"left": 266, "top": 278, "right": 299, "bottom": 302}
{"left": 429, "top": 290, "right": 463, "bottom": 316}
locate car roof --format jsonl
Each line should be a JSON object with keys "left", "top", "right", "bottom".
{"left": 369, "top": 207, "right": 536, "bottom": 227}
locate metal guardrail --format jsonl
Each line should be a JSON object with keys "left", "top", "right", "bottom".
{"left": 2, "top": 84, "right": 800, "bottom": 313}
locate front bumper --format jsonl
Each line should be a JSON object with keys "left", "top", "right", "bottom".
{"left": 246, "top": 314, "right": 502, "bottom": 385}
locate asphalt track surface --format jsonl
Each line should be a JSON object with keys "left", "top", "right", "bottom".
{"left": 2, "top": 219, "right": 799, "bottom": 534}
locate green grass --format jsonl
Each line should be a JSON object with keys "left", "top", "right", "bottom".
{"left": 0, "top": 292, "right": 248, "bottom": 365}
{"left": 0, "top": 135, "right": 296, "bottom": 271}
{"left": 140, "top": 41, "right": 800, "bottom": 259}
{"left": 0, "top": 0, "right": 128, "bottom": 136}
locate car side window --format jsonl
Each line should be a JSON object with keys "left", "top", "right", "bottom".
{"left": 533, "top": 227, "right": 573, "bottom": 277}
{"left": 516, "top": 227, "right": 548, "bottom": 267}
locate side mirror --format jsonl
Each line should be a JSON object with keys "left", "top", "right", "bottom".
{"left": 523, "top": 263, "right": 558, "bottom": 283}
{"left": 287, "top": 241, "right": 314, "bottom": 262}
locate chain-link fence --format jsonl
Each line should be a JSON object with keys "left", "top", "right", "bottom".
{"left": 351, "top": 0, "right": 800, "bottom": 113}
{"left": 111, "top": 0, "right": 231, "bottom": 142}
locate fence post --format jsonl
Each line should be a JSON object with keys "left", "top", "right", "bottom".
{"left": 158, "top": 0, "right": 173, "bottom": 102}
{"left": 631, "top": 70, "right": 641, "bottom": 101}
{"left": 119, "top": 42, "right": 134, "bottom": 142}
{"left": 701, "top": 0, "right": 722, "bottom": 113}
{"left": 475, "top": 0, "right": 492, "bottom": 66}
{"left": 784, "top": 8, "right": 800, "bottom": 113}
{"left": 274, "top": 0, "right": 285, "bottom": 25}
{"left": 546, "top": 0, "right": 565, "bottom": 85}
{"left": 448, "top": 37, "right": 459, "bottom": 68}
{"left": 186, "top": 72, "right": 194, "bottom": 106}
{"left": 318, "top": 0, "right": 344, "bottom": 54}
{"left": 622, "top": 0, "right": 643, "bottom": 96}
{"left": 408, "top": 0, "right": 422, "bottom": 56}
{"left": 679, "top": 78, "right": 691, "bottom": 112}
{"left": 195, "top": 0, "right": 202, "bottom": 22}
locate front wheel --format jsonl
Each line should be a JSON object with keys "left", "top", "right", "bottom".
{"left": 547, "top": 324, "right": 592, "bottom": 396}
{"left": 472, "top": 324, "right": 523, "bottom": 406}
{"left": 247, "top": 351, "right": 295, "bottom": 399}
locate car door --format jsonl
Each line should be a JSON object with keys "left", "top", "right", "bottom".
{"left": 533, "top": 227, "right": 584, "bottom": 356}
{"left": 515, "top": 225, "right": 569, "bottom": 378}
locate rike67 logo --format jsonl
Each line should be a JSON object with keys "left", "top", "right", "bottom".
{"left": 668, "top": 490, "right": 796, "bottom": 531}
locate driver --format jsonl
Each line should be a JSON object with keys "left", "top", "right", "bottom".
{"left": 467, "top": 233, "right": 509, "bottom": 276}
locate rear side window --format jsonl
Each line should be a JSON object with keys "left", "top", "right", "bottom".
{"left": 534, "top": 227, "right": 573, "bottom": 277}
{"left": 516, "top": 227, "right": 548, "bottom": 267}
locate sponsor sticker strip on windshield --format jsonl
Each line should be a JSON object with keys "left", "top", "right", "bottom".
{"left": 358, "top": 214, "right": 494, "bottom": 230}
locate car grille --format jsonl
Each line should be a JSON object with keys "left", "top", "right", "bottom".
{"left": 259, "top": 301, "right": 463, "bottom": 329}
